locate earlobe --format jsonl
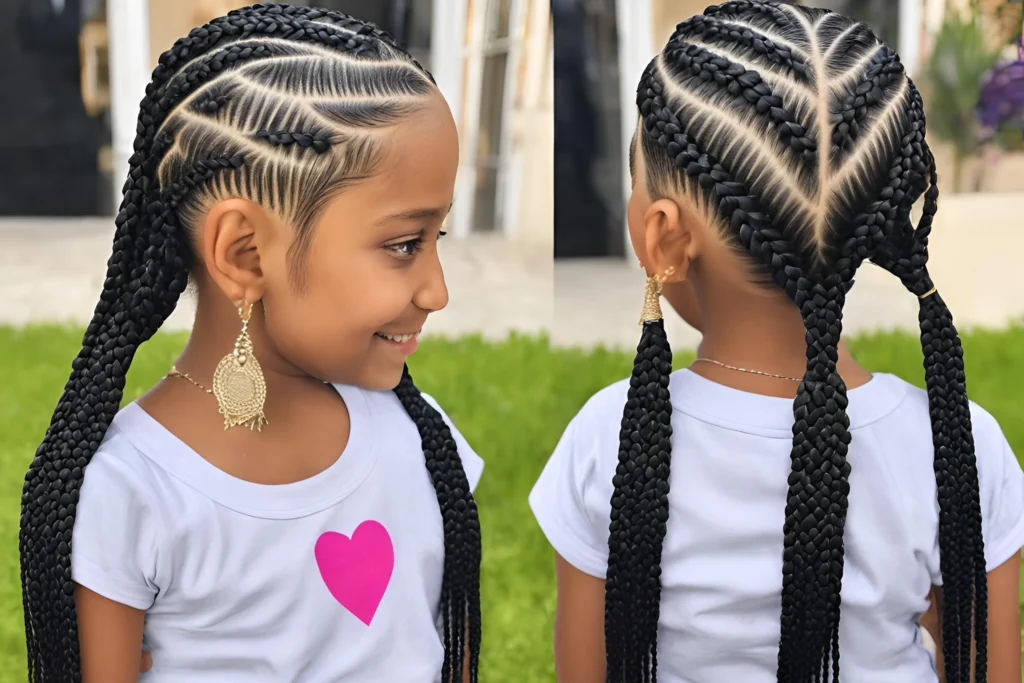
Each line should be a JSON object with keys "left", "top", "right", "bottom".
{"left": 201, "top": 198, "right": 266, "bottom": 302}
{"left": 642, "top": 198, "right": 692, "bottom": 283}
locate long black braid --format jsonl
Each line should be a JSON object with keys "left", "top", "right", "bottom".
{"left": 19, "top": 5, "right": 481, "bottom": 682}
{"left": 608, "top": 3, "right": 987, "bottom": 682}
{"left": 872, "top": 84, "right": 987, "bottom": 683}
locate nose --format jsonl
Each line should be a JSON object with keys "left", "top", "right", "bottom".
{"left": 413, "top": 248, "right": 449, "bottom": 313}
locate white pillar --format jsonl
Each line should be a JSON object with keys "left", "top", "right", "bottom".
{"left": 899, "top": 0, "right": 923, "bottom": 77}
{"left": 430, "top": 0, "right": 468, "bottom": 132}
{"left": 431, "top": 0, "right": 474, "bottom": 237}
{"left": 615, "top": 0, "right": 655, "bottom": 257}
{"left": 106, "top": 0, "right": 151, "bottom": 215}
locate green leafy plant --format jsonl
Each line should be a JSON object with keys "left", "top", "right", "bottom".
{"left": 924, "top": 9, "right": 1002, "bottom": 192}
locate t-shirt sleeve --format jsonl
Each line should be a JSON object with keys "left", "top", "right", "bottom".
{"left": 978, "top": 429, "right": 1024, "bottom": 573}
{"left": 528, "top": 410, "right": 611, "bottom": 579}
{"left": 930, "top": 409, "right": 1024, "bottom": 586}
{"left": 422, "top": 393, "right": 485, "bottom": 494}
{"left": 71, "top": 436, "right": 163, "bottom": 610}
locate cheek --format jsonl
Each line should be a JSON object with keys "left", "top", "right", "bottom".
{"left": 627, "top": 190, "right": 646, "bottom": 262}
{"left": 662, "top": 280, "right": 703, "bottom": 331}
{"left": 261, "top": 256, "right": 410, "bottom": 373}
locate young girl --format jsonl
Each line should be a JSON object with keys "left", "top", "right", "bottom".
{"left": 531, "top": 2, "right": 1023, "bottom": 682}
{"left": 19, "top": 5, "right": 482, "bottom": 682}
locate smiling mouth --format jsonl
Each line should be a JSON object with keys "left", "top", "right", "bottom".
{"left": 374, "top": 332, "right": 420, "bottom": 343}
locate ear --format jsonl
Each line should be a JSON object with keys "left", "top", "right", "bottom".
{"left": 199, "top": 198, "right": 268, "bottom": 304}
{"left": 641, "top": 197, "right": 695, "bottom": 283}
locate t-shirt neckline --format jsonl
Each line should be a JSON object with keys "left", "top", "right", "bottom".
{"left": 111, "top": 383, "right": 376, "bottom": 519}
{"left": 670, "top": 369, "right": 908, "bottom": 437}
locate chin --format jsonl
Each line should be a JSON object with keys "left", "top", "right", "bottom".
{"left": 355, "top": 364, "right": 407, "bottom": 392}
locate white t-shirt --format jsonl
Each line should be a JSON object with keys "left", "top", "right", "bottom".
{"left": 71, "top": 383, "right": 484, "bottom": 682}
{"left": 529, "top": 370, "right": 1024, "bottom": 683}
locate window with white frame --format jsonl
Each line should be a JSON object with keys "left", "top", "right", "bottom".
{"left": 468, "top": 0, "right": 520, "bottom": 234}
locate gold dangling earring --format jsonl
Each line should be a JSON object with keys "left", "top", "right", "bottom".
{"left": 638, "top": 266, "right": 675, "bottom": 326}
{"left": 212, "top": 300, "right": 269, "bottom": 431}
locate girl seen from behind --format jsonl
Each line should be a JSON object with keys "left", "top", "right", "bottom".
{"left": 20, "top": 5, "right": 482, "bottom": 682}
{"left": 530, "top": 2, "right": 1024, "bottom": 682}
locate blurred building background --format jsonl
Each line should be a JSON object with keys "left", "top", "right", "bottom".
{"left": 1, "top": 0, "right": 552, "bottom": 251}
{"left": 552, "top": 0, "right": 1024, "bottom": 349}
{"left": 554, "top": 0, "right": 1023, "bottom": 259}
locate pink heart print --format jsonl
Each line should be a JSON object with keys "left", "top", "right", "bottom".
{"left": 314, "top": 521, "right": 394, "bottom": 626}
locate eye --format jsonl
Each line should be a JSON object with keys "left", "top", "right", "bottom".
{"left": 387, "top": 237, "right": 424, "bottom": 258}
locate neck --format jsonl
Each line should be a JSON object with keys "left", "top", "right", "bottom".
{"left": 173, "top": 288, "right": 318, "bottom": 396}
{"left": 691, "top": 280, "right": 870, "bottom": 397}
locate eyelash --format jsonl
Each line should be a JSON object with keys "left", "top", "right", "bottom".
{"left": 388, "top": 231, "right": 447, "bottom": 257}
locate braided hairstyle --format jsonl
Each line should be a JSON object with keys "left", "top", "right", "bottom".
{"left": 19, "top": 5, "right": 481, "bottom": 682}
{"left": 608, "top": 3, "right": 986, "bottom": 682}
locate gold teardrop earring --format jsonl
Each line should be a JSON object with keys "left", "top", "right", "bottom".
{"left": 212, "top": 300, "right": 269, "bottom": 431}
{"left": 639, "top": 266, "right": 675, "bottom": 326}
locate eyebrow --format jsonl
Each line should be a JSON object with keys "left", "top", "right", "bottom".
{"left": 377, "top": 203, "right": 453, "bottom": 226}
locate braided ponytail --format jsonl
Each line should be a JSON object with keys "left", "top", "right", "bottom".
{"left": 612, "top": 3, "right": 988, "bottom": 682}
{"left": 778, "top": 275, "right": 852, "bottom": 682}
{"left": 606, "top": 319, "right": 674, "bottom": 679}
{"left": 871, "top": 89, "right": 988, "bottom": 681}
{"left": 20, "top": 6, "right": 480, "bottom": 682}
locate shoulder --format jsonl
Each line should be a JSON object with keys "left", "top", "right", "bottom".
{"left": 71, "top": 410, "right": 169, "bottom": 609}
{"left": 343, "top": 385, "right": 485, "bottom": 493}
{"left": 527, "top": 378, "right": 632, "bottom": 579}
{"left": 419, "top": 391, "right": 485, "bottom": 493}
{"left": 73, "top": 404, "right": 179, "bottom": 540}
{"left": 882, "top": 373, "right": 1007, "bottom": 450}
{"left": 879, "top": 374, "right": 1024, "bottom": 568}
{"left": 856, "top": 373, "right": 1012, "bottom": 489}
{"left": 533, "top": 374, "right": 634, "bottom": 504}
{"left": 569, "top": 376, "right": 633, "bottom": 437}
{"left": 79, "top": 415, "right": 167, "bottom": 511}
{"left": 560, "top": 376, "right": 634, "bottom": 464}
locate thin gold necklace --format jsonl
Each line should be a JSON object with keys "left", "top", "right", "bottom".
{"left": 691, "top": 358, "right": 802, "bottom": 382}
{"left": 166, "top": 366, "right": 214, "bottom": 395}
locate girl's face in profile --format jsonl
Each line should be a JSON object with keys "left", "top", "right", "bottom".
{"left": 258, "top": 92, "right": 459, "bottom": 390}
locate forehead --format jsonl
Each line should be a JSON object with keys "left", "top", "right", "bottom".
{"left": 363, "top": 95, "right": 458, "bottom": 206}
{"left": 313, "top": 95, "right": 458, "bottom": 227}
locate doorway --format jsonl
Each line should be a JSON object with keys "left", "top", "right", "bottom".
{"left": 1, "top": 0, "right": 110, "bottom": 216}
{"left": 553, "top": 0, "right": 626, "bottom": 258}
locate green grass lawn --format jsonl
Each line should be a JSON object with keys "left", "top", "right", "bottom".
{"left": 0, "top": 324, "right": 1022, "bottom": 681}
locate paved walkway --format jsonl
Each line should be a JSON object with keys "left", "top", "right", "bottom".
{"left": 551, "top": 258, "right": 931, "bottom": 350}
{"left": 0, "top": 217, "right": 553, "bottom": 342}
{"left": 2, "top": 213, "right": 1022, "bottom": 350}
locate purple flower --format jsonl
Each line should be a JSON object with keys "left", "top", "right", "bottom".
{"left": 976, "top": 58, "right": 1024, "bottom": 141}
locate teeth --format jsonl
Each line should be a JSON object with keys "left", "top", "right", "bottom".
{"left": 377, "top": 333, "right": 417, "bottom": 343}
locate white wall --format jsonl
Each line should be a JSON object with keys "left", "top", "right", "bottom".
{"left": 512, "top": 1, "right": 554, "bottom": 251}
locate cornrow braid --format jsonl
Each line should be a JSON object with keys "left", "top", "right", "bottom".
{"left": 831, "top": 45, "right": 903, "bottom": 154}
{"left": 253, "top": 129, "right": 333, "bottom": 153}
{"left": 661, "top": 42, "right": 818, "bottom": 164}
{"left": 671, "top": 13, "right": 811, "bottom": 80}
{"left": 19, "top": 5, "right": 481, "bottom": 682}
{"left": 704, "top": 0, "right": 795, "bottom": 27}
{"left": 871, "top": 84, "right": 987, "bottom": 682}
{"left": 614, "top": 3, "right": 988, "bottom": 682}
